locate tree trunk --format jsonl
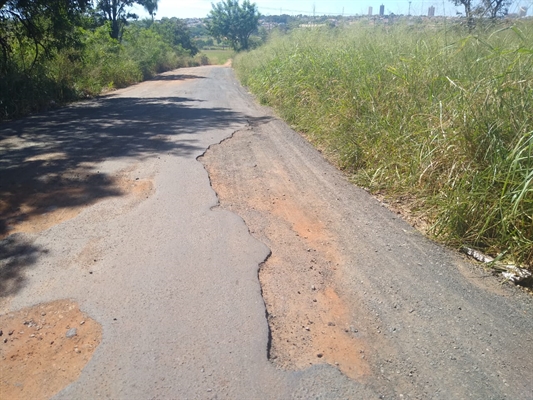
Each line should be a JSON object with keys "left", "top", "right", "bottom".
{"left": 111, "top": 1, "right": 120, "bottom": 40}
{"left": 465, "top": 2, "right": 475, "bottom": 32}
{"left": 111, "top": 19, "right": 120, "bottom": 39}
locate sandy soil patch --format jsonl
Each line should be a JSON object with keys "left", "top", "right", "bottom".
{"left": 201, "top": 126, "right": 370, "bottom": 380}
{"left": 0, "top": 300, "right": 102, "bottom": 399}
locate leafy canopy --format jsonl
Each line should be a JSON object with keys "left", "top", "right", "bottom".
{"left": 151, "top": 17, "right": 198, "bottom": 55}
{"left": 143, "top": 0, "right": 158, "bottom": 22}
{"left": 96, "top": 0, "right": 153, "bottom": 40}
{"left": 0, "top": 0, "right": 90, "bottom": 71}
{"left": 451, "top": 0, "right": 512, "bottom": 31}
{"left": 208, "top": 0, "right": 259, "bottom": 51}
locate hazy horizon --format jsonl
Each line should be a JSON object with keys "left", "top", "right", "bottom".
{"left": 131, "top": 0, "right": 530, "bottom": 20}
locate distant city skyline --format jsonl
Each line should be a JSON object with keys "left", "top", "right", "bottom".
{"left": 132, "top": 0, "right": 531, "bottom": 19}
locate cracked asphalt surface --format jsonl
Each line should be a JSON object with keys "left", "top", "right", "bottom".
{"left": 1, "top": 65, "right": 532, "bottom": 399}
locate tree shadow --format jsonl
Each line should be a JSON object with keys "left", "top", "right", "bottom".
{"left": 0, "top": 95, "right": 255, "bottom": 297}
{"left": 150, "top": 74, "right": 207, "bottom": 81}
{"left": 0, "top": 235, "right": 44, "bottom": 298}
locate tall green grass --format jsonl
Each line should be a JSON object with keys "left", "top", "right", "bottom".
{"left": 234, "top": 21, "right": 533, "bottom": 268}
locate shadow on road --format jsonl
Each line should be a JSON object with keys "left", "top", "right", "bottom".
{"left": 0, "top": 95, "right": 251, "bottom": 297}
{"left": 150, "top": 74, "right": 206, "bottom": 81}
{"left": 0, "top": 235, "right": 45, "bottom": 298}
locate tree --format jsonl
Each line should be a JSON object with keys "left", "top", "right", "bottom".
{"left": 151, "top": 17, "right": 198, "bottom": 55}
{"left": 188, "top": 22, "right": 209, "bottom": 38}
{"left": 96, "top": 0, "right": 148, "bottom": 40}
{"left": 208, "top": 0, "right": 260, "bottom": 51}
{"left": 143, "top": 0, "right": 158, "bottom": 22}
{"left": 453, "top": 0, "right": 476, "bottom": 30}
{"left": 0, "top": 0, "right": 90, "bottom": 71}
{"left": 452, "top": 0, "right": 512, "bottom": 29}
{"left": 482, "top": 0, "right": 511, "bottom": 18}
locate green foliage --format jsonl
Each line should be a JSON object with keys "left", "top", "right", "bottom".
{"left": 453, "top": 0, "right": 512, "bottom": 31}
{"left": 195, "top": 38, "right": 215, "bottom": 50}
{"left": 151, "top": 17, "right": 198, "bottom": 55}
{"left": 188, "top": 22, "right": 209, "bottom": 38}
{"left": 95, "top": 0, "right": 146, "bottom": 40}
{"left": 0, "top": 21, "right": 200, "bottom": 120}
{"left": 0, "top": 56, "right": 77, "bottom": 118}
{"left": 234, "top": 21, "right": 533, "bottom": 268}
{"left": 143, "top": 0, "right": 158, "bottom": 21}
{"left": 122, "top": 25, "right": 176, "bottom": 79}
{"left": 482, "top": 0, "right": 512, "bottom": 18}
{"left": 78, "top": 24, "right": 142, "bottom": 92}
{"left": 0, "top": 0, "right": 90, "bottom": 71}
{"left": 208, "top": 0, "right": 260, "bottom": 51}
{"left": 0, "top": 1, "right": 203, "bottom": 120}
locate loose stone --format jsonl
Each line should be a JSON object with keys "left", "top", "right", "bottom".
{"left": 66, "top": 328, "right": 77, "bottom": 338}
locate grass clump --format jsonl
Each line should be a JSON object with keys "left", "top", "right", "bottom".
{"left": 234, "top": 21, "right": 533, "bottom": 269}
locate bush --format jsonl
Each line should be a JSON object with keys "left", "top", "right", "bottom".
{"left": 0, "top": 22, "right": 200, "bottom": 121}
{"left": 78, "top": 25, "right": 142, "bottom": 93}
{"left": 122, "top": 26, "right": 178, "bottom": 79}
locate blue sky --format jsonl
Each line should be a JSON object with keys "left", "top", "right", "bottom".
{"left": 132, "top": 0, "right": 531, "bottom": 19}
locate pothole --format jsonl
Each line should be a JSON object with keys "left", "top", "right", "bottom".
{"left": 200, "top": 125, "right": 371, "bottom": 380}
{"left": 0, "top": 299, "right": 102, "bottom": 399}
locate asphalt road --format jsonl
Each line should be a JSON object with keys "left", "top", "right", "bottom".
{"left": 1, "top": 66, "right": 532, "bottom": 399}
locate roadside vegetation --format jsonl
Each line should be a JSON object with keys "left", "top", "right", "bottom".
{"left": 0, "top": 1, "right": 205, "bottom": 121}
{"left": 234, "top": 20, "right": 533, "bottom": 269}
{"left": 201, "top": 49, "right": 234, "bottom": 65}
{"left": 0, "top": 0, "right": 266, "bottom": 121}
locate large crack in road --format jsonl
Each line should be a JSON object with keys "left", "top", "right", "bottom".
{"left": 200, "top": 124, "right": 372, "bottom": 381}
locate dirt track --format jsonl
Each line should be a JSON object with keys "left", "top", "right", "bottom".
{"left": 1, "top": 65, "right": 533, "bottom": 399}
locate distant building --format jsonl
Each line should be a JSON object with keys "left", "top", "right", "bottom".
{"left": 428, "top": 6, "right": 435, "bottom": 17}
{"left": 368, "top": 6, "right": 373, "bottom": 16}
{"left": 379, "top": 4, "right": 385, "bottom": 16}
